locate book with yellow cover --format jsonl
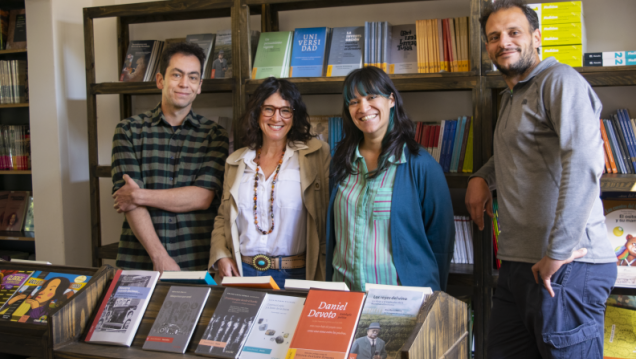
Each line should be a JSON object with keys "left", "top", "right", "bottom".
{"left": 221, "top": 276, "right": 280, "bottom": 290}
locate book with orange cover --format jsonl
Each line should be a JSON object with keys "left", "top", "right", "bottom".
{"left": 601, "top": 119, "right": 618, "bottom": 174}
{"left": 286, "top": 289, "right": 366, "bottom": 359}
{"left": 221, "top": 276, "right": 280, "bottom": 290}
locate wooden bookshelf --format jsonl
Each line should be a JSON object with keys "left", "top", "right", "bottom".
{"left": 0, "top": 231, "right": 35, "bottom": 241}
{"left": 0, "top": 170, "right": 31, "bottom": 174}
{"left": 0, "top": 103, "right": 28, "bottom": 108}
{"left": 0, "top": 49, "right": 27, "bottom": 55}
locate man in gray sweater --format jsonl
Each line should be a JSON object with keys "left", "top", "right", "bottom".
{"left": 466, "top": 0, "right": 617, "bottom": 358}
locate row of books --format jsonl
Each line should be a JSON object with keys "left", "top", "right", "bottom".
{"left": 0, "top": 9, "right": 26, "bottom": 50}
{"left": 415, "top": 17, "right": 470, "bottom": 73}
{"left": 584, "top": 51, "right": 636, "bottom": 67}
{"left": 414, "top": 117, "right": 473, "bottom": 173}
{"left": 0, "top": 125, "right": 30, "bottom": 170}
{"left": 0, "top": 60, "right": 27, "bottom": 104}
{"left": 85, "top": 269, "right": 432, "bottom": 359}
{"left": 600, "top": 109, "right": 636, "bottom": 174}
{"left": 0, "top": 191, "right": 33, "bottom": 232}
{"left": 0, "top": 269, "right": 91, "bottom": 324}
{"left": 451, "top": 216, "right": 474, "bottom": 265}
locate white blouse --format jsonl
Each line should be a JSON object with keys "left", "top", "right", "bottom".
{"left": 236, "top": 143, "right": 307, "bottom": 257}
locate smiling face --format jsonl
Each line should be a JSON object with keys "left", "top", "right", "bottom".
{"left": 347, "top": 90, "right": 395, "bottom": 140}
{"left": 258, "top": 92, "right": 293, "bottom": 145}
{"left": 156, "top": 52, "right": 202, "bottom": 113}
{"left": 485, "top": 7, "right": 541, "bottom": 77}
{"left": 34, "top": 278, "right": 61, "bottom": 304}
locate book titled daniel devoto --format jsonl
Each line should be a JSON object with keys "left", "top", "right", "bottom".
{"left": 286, "top": 289, "right": 366, "bottom": 359}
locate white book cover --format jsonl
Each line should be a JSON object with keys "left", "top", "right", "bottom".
{"left": 603, "top": 199, "right": 636, "bottom": 287}
{"left": 85, "top": 270, "right": 160, "bottom": 346}
{"left": 240, "top": 295, "right": 305, "bottom": 358}
{"left": 284, "top": 279, "right": 349, "bottom": 291}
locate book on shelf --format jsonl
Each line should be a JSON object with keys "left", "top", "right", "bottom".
{"left": 364, "top": 21, "right": 391, "bottom": 72}
{"left": 241, "top": 294, "right": 305, "bottom": 359}
{"left": 195, "top": 287, "right": 267, "bottom": 358}
{"left": 252, "top": 31, "right": 293, "bottom": 79}
{"left": 290, "top": 27, "right": 331, "bottom": 78}
{"left": 415, "top": 17, "right": 468, "bottom": 73}
{"left": 0, "top": 269, "right": 32, "bottom": 310}
{"left": 160, "top": 270, "right": 216, "bottom": 285}
{"left": 451, "top": 216, "right": 474, "bottom": 265}
{"left": 602, "top": 199, "right": 636, "bottom": 288}
{"left": 389, "top": 24, "right": 417, "bottom": 74}
{"left": 0, "top": 125, "right": 30, "bottom": 170}
{"left": 603, "top": 305, "right": 636, "bottom": 359}
{"left": 364, "top": 283, "right": 432, "bottom": 296}
{"left": 1, "top": 191, "right": 29, "bottom": 231}
{"left": 6, "top": 9, "right": 25, "bottom": 50}
{"left": 23, "top": 196, "right": 33, "bottom": 232}
{"left": 326, "top": 26, "right": 364, "bottom": 77}
{"left": 211, "top": 29, "right": 231, "bottom": 79}
{"left": 221, "top": 276, "right": 280, "bottom": 290}
{"left": 85, "top": 269, "right": 160, "bottom": 346}
{"left": 284, "top": 279, "right": 350, "bottom": 292}
{"left": 185, "top": 33, "right": 216, "bottom": 79}
{"left": 600, "top": 110, "right": 636, "bottom": 174}
{"left": 414, "top": 117, "right": 472, "bottom": 173}
{"left": 120, "top": 40, "right": 164, "bottom": 82}
{"left": 0, "top": 10, "right": 8, "bottom": 50}
{"left": 286, "top": 289, "right": 366, "bottom": 359}
{"left": 0, "top": 270, "right": 91, "bottom": 324}
{"left": 142, "top": 286, "right": 210, "bottom": 354}
{"left": 349, "top": 288, "right": 428, "bottom": 359}
{"left": 584, "top": 51, "right": 636, "bottom": 67}
{"left": 0, "top": 60, "right": 28, "bottom": 104}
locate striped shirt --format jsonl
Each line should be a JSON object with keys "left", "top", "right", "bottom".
{"left": 332, "top": 145, "right": 406, "bottom": 291}
{"left": 112, "top": 103, "right": 228, "bottom": 270}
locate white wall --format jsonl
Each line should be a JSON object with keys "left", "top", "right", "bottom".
{"left": 26, "top": 0, "right": 636, "bottom": 266}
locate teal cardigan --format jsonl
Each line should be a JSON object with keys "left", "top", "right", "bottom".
{"left": 326, "top": 148, "right": 455, "bottom": 291}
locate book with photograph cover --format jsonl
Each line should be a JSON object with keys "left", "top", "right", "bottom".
{"left": 143, "top": 286, "right": 210, "bottom": 353}
{"left": 6, "top": 9, "right": 25, "bottom": 50}
{"left": 186, "top": 33, "right": 216, "bottom": 79}
{"left": 210, "top": 29, "right": 231, "bottom": 79}
{"left": 85, "top": 269, "right": 160, "bottom": 346}
{"left": 2, "top": 191, "right": 29, "bottom": 231}
{"left": 120, "top": 40, "right": 157, "bottom": 82}
{"left": 195, "top": 287, "right": 267, "bottom": 358}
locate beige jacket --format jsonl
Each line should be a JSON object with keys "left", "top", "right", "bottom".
{"left": 209, "top": 138, "right": 330, "bottom": 281}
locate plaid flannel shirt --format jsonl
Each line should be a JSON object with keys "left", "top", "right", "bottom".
{"left": 112, "top": 103, "right": 228, "bottom": 270}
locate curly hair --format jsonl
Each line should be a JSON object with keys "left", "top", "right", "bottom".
{"left": 241, "top": 77, "right": 314, "bottom": 149}
{"left": 159, "top": 42, "right": 206, "bottom": 77}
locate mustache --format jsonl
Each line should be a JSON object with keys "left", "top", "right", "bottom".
{"left": 497, "top": 47, "right": 521, "bottom": 56}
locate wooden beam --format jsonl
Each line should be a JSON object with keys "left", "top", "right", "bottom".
{"left": 90, "top": 79, "right": 234, "bottom": 95}
{"left": 85, "top": 0, "right": 233, "bottom": 19}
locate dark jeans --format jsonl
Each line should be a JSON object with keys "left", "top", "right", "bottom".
{"left": 241, "top": 261, "right": 306, "bottom": 290}
{"left": 487, "top": 260, "right": 616, "bottom": 359}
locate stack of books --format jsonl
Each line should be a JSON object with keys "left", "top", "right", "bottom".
{"left": 451, "top": 216, "right": 474, "bottom": 265}
{"left": 584, "top": 51, "right": 636, "bottom": 67}
{"left": 0, "top": 60, "right": 27, "bottom": 104}
{"left": 0, "top": 125, "right": 29, "bottom": 170}
{"left": 414, "top": 117, "right": 473, "bottom": 173}
{"left": 533, "top": 1, "right": 586, "bottom": 67}
{"left": 600, "top": 109, "right": 636, "bottom": 174}
{"left": 415, "top": 17, "right": 470, "bottom": 73}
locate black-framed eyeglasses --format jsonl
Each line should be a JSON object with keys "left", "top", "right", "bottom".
{"left": 261, "top": 105, "right": 293, "bottom": 119}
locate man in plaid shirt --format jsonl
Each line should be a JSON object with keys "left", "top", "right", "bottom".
{"left": 111, "top": 42, "right": 228, "bottom": 272}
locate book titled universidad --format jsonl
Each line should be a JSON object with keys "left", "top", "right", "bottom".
{"left": 290, "top": 27, "right": 331, "bottom": 78}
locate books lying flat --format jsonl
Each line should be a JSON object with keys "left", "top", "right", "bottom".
{"left": 86, "top": 270, "right": 160, "bottom": 346}
{"left": 221, "top": 276, "right": 280, "bottom": 290}
{"left": 0, "top": 270, "right": 91, "bottom": 324}
{"left": 195, "top": 287, "right": 267, "bottom": 358}
{"left": 241, "top": 295, "right": 305, "bottom": 359}
{"left": 364, "top": 283, "right": 433, "bottom": 295}
{"left": 350, "top": 288, "right": 428, "bottom": 359}
{"left": 291, "top": 27, "right": 331, "bottom": 77}
{"left": 287, "top": 289, "right": 366, "bottom": 359}
{"left": 143, "top": 286, "right": 210, "bottom": 353}
{"left": 326, "top": 27, "right": 364, "bottom": 77}
{"left": 252, "top": 31, "right": 293, "bottom": 79}
{"left": 0, "top": 270, "right": 32, "bottom": 309}
{"left": 160, "top": 271, "right": 216, "bottom": 285}
{"left": 284, "top": 279, "right": 349, "bottom": 291}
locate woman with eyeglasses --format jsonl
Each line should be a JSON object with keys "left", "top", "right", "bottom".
{"left": 209, "top": 77, "right": 330, "bottom": 289}
{"left": 326, "top": 66, "right": 455, "bottom": 292}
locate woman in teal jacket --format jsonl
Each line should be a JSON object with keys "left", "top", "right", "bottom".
{"left": 326, "top": 66, "right": 455, "bottom": 291}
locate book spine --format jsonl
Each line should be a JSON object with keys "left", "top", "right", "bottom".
{"left": 606, "top": 120, "right": 627, "bottom": 174}
{"left": 457, "top": 116, "right": 471, "bottom": 171}
{"left": 443, "top": 120, "right": 456, "bottom": 172}
{"left": 600, "top": 119, "right": 618, "bottom": 173}
{"left": 435, "top": 120, "right": 445, "bottom": 162}
{"left": 86, "top": 269, "right": 122, "bottom": 341}
{"left": 613, "top": 115, "right": 635, "bottom": 173}
{"left": 619, "top": 109, "right": 636, "bottom": 172}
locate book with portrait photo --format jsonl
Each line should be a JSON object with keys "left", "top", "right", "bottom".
{"left": 1, "top": 191, "right": 29, "bottom": 232}
{"left": 120, "top": 40, "right": 159, "bottom": 82}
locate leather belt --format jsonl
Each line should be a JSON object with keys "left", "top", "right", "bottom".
{"left": 242, "top": 253, "right": 306, "bottom": 271}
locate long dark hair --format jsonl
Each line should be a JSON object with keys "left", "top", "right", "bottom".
{"left": 242, "top": 77, "right": 314, "bottom": 149}
{"left": 331, "top": 67, "right": 419, "bottom": 184}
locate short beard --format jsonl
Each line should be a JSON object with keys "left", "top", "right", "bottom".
{"left": 495, "top": 47, "right": 536, "bottom": 78}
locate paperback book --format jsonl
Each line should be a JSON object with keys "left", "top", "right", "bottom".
{"left": 603, "top": 199, "right": 636, "bottom": 287}
{"left": 185, "top": 33, "right": 216, "bottom": 79}
{"left": 389, "top": 24, "right": 417, "bottom": 74}
{"left": 6, "top": 9, "right": 26, "bottom": 50}
{"left": 252, "top": 31, "right": 293, "bottom": 79}
{"left": 326, "top": 27, "right": 364, "bottom": 77}
{"left": 195, "top": 287, "right": 267, "bottom": 358}
{"left": 143, "top": 286, "right": 210, "bottom": 353}
{"left": 0, "top": 269, "right": 32, "bottom": 309}
{"left": 120, "top": 40, "right": 163, "bottom": 82}
{"left": 290, "top": 27, "right": 330, "bottom": 77}
{"left": 2, "top": 191, "right": 29, "bottom": 231}
{"left": 85, "top": 270, "right": 160, "bottom": 346}
{"left": 211, "top": 29, "right": 232, "bottom": 79}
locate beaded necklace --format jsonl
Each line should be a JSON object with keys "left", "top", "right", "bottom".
{"left": 253, "top": 148, "right": 285, "bottom": 234}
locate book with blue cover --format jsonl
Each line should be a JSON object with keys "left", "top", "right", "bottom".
{"left": 450, "top": 117, "right": 466, "bottom": 173}
{"left": 290, "top": 27, "right": 330, "bottom": 78}
{"left": 326, "top": 27, "right": 364, "bottom": 77}
{"left": 441, "top": 120, "right": 456, "bottom": 173}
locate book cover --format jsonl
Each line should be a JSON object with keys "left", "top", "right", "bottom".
{"left": 606, "top": 120, "right": 627, "bottom": 174}
{"left": 23, "top": 196, "right": 33, "bottom": 232}
{"left": 86, "top": 269, "right": 160, "bottom": 346}
{"left": 389, "top": 24, "right": 417, "bottom": 74}
{"left": 186, "top": 33, "right": 216, "bottom": 79}
{"left": 6, "top": 9, "right": 25, "bottom": 50}
{"left": 241, "top": 295, "right": 305, "bottom": 359}
{"left": 349, "top": 288, "right": 427, "bottom": 359}
{"left": 210, "top": 30, "right": 232, "bottom": 79}
{"left": 604, "top": 305, "right": 636, "bottom": 359}
{"left": 286, "top": 289, "right": 366, "bottom": 359}
{"left": 160, "top": 271, "right": 216, "bottom": 285}
{"left": 285, "top": 279, "right": 350, "bottom": 292}
{"left": 603, "top": 199, "right": 636, "bottom": 287}
{"left": 457, "top": 117, "right": 472, "bottom": 172}
{"left": 120, "top": 40, "right": 156, "bottom": 82}
{"left": 290, "top": 27, "right": 329, "bottom": 77}
{"left": 195, "top": 287, "right": 267, "bottom": 358}
{"left": 0, "top": 269, "right": 32, "bottom": 309}
{"left": 222, "top": 276, "right": 280, "bottom": 290}
{"left": 450, "top": 117, "right": 466, "bottom": 173}
{"left": 3, "top": 191, "right": 29, "bottom": 231}
{"left": 143, "top": 286, "right": 210, "bottom": 353}
{"left": 326, "top": 27, "right": 364, "bottom": 77}
{"left": 252, "top": 32, "right": 294, "bottom": 79}
{"left": 0, "top": 271, "right": 91, "bottom": 324}
{"left": 612, "top": 115, "right": 634, "bottom": 173}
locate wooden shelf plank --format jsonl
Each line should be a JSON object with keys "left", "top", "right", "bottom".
{"left": 485, "top": 67, "right": 636, "bottom": 88}
{"left": 601, "top": 174, "right": 636, "bottom": 192}
{"left": 445, "top": 172, "right": 472, "bottom": 188}
{"left": 0, "top": 170, "right": 31, "bottom": 174}
{"left": 246, "top": 73, "right": 479, "bottom": 95}
{"left": 0, "top": 231, "right": 35, "bottom": 241}
{"left": 0, "top": 103, "right": 29, "bottom": 108}
{"left": 246, "top": 0, "right": 428, "bottom": 11}
{"left": 97, "top": 242, "right": 118, "bottom": 260}
{"left": 0, "top": 49, "right": 27, "bottom": 55}
{"left": 91, "top": 79, "right": 234, "bottom": 95}
{"left": 85, "top": 0, "right": 233, "bottom": 19}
